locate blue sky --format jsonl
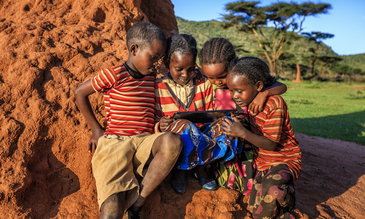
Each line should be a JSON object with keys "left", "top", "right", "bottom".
{"left": 170, "top": 0, "right": 365, "bottom": 56}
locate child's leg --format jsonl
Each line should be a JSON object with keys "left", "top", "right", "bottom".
{"left": 249, "top": 164, "right": 295, "bottom": 219}
{"left": 100, "top": 192, "right": 126, "bottom": 219}
{"left": 131, "top": 132, "right": 182, "bottom": 210}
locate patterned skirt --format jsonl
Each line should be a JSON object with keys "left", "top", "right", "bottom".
{"left": 165, "top": 116, "right": 246, "bottom": 170}
{"left": 214, "top": 143, "right": 255, "bottom": 195}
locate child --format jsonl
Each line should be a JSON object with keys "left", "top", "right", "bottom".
{"left": 199, "top": 38, "right": 287, "bottom": 113}
{"left": 199, "top": 38, "right": 288, "bottom": 195}
{"left": 222, "top": 57, "right": 302, "bottom": 219}
{"left": 154, "top": 34, "right": 217, "bottom": 194}
{"left": 74, "top": 21, "right": 183, "bottom": 219}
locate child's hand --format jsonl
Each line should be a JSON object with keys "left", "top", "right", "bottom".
{"left": 159, "top": 115, "right": 174, "bottom": 132}
{"left": 222, "top": 117, "right": 246, "bottom": 139}
{"left": 88, "top": 128, "right": 104, "bottom": 153}
{"left": 230, "top": 111, "right": 245, "bottom": 122}
{"left": 249, "top": 91, "right": 268, "bottom": 114}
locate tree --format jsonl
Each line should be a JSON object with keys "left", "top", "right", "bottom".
{"left": 352, "top": 68, "right": 362, "bottom": 75}
{"left": 222, "top": 0, "right": 331, "bottom": 76}
{"left": 278, "top": 52, "right": 297, "bottom": 74}
{"left": 317, "top": 55, "right": 342, "bottom": 76}
{"left": 333, "top": 64, "right": 350, "bottom": 75}
{"left": 301, "top": 31, "right": 334, "bottom": 76}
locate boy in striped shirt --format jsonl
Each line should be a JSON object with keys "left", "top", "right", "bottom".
{"left": 75, "top": 21, "right": 182, "bottom": 219}
{"left": 222, "top": 57, "right": 301, "bottom": 219}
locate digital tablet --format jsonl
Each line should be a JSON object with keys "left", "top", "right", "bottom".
{"left": 171, "top": 109, "right": 236, "bottom": 123}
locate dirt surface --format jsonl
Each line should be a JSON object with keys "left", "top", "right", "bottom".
{"left": 141, "top": 133, "right": 365, "bottom": 219}
{"left": 294, "top": 133, "right": 365, "bottom": 219}
{"left": 1, "top": 0, "right": 365, "bottom": 218}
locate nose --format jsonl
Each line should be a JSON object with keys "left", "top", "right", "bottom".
{"left": 232, "top": 91, "right": 239, "bottom": 100}
{"left": 181, "top": 71, "right": 188, "bottom": 77}
{"left": 214, "top": 80, "right": 220, "bottom": 85}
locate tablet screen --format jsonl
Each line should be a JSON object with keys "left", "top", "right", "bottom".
{"left": 172, "top": 109, "right": 236, "bottom": 123}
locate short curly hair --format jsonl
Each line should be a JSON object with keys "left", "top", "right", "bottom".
{"left": 163, "top": 34, "right": 197, "bottom": 68}
{"left": 228, "top": 57, "right": 276, "bottom": 88}
{"left": 199, "top": 38, "right": 236, "bottom": 71}
{"left": 126, "top": 21, "right": 166, "bottom": 49}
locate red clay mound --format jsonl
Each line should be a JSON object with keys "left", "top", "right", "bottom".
{"left": 1, "top": 0, "right": 364, "bottom": 218}
{"left": 0, "top": 0, "right": 175, "bottom": 218}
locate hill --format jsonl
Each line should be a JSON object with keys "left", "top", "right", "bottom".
{"left": 340, "top": 53, "right": 365, "bottom": 71}
{"left": 176, "top": 17, "right": 365, "bottom": 74}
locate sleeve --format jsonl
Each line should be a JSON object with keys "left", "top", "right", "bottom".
{"left": 263, "top": 81, "right": 284, "bottom": 91}
{"left": 154, "top": 83, "right": 164, "bottom": 119}
{"left": 154, "top": 82, "right": 163, "bottom": 133}
{"left": 154, "top": 121, "right": 162, "bottom": 133}
{"left": 204, "top": 79, "right": 214, "bottom": 111}
{"left": 91, "top": 67, "right": 117, "bottom": 92}
{"left": 261, "top": 99, "right": 285, "bottom": 143}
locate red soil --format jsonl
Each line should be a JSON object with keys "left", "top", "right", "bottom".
{"left": 1, "top": 0, "right": 364, "bottom": 218}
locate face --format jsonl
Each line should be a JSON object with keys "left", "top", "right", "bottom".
{"left": 169, "top": 51, "right": 196, "bottom": 86}
{"left": 201, "top": 62, "right": 228, "bottom": 89}
{"left": 226, "top": 73, "right": 262, "bottom": 108}
{"left": 129, "top": 39, "right": 166, "bottom": 75}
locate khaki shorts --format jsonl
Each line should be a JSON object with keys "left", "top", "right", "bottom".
{"left": 91, "top": 132, "right": 164, "bottom": 211}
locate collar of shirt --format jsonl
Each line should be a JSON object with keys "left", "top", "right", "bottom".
{"left": 124, "top": 62, "right": 145, "bottom": 79}
{"left": 162, "top": 72, "right": 196, "bottom": 106}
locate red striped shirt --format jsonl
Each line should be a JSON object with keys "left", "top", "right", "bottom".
{"left": 91, "top": 63, "right": 156, "bottom": 136}
{"left": 155, "top": 73, "right": 213, "bottom": 117}
{"left": 154, "top": 72, "right": 213, "bottom": 132}
{"left": 249, "top": 95, "right": 302, "bottom": 181}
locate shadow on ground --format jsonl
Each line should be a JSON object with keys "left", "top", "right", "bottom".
{"left": 291, "top": 110, "right": 365, "bottom": 145}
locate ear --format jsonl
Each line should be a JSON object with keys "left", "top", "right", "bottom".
{"left": 129, "top": 43, "right": 139, "bottom": 56}
{"left": 255, "top": 81, "right": 264, "bottom": 92}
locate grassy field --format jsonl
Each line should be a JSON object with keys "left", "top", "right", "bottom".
{"left": 281, "top": 81, "right": 365, "bottom": 145}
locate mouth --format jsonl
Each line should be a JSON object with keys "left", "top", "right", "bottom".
{"left": 217, "top": 84, "right": 227, "bottom": 89}
{"left": 235, "top": 101, "right": 246, "bottom": 107}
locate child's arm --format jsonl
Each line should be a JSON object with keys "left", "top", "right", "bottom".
{"left": 249, "top": 83, "right": 287, "bottom": 114}
{"left": 74, "top": 79, "right": 104, "bottom": 152}
{"left": 222, "top": 117, "right": 277, "bottom": 151}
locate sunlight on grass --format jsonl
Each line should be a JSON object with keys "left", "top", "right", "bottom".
{"left": 281, "top": 81, "right": 365, "bottom": 145}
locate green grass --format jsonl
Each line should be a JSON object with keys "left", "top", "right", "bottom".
{"left": 281, "top": 81, "right": 365, "bottom": 145}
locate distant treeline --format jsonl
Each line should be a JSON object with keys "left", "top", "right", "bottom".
{"left": 177, "top": 17, "right": 365, "bottom": 82}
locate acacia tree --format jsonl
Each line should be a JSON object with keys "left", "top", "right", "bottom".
{"left": 317, "top": 55, "right": 342, "bottom": 77}
{"left": 301, "top": 31, "right": 334, "bottom": 76}
{"left": 222, "top": 0, "right": 331, "bottom": 76}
